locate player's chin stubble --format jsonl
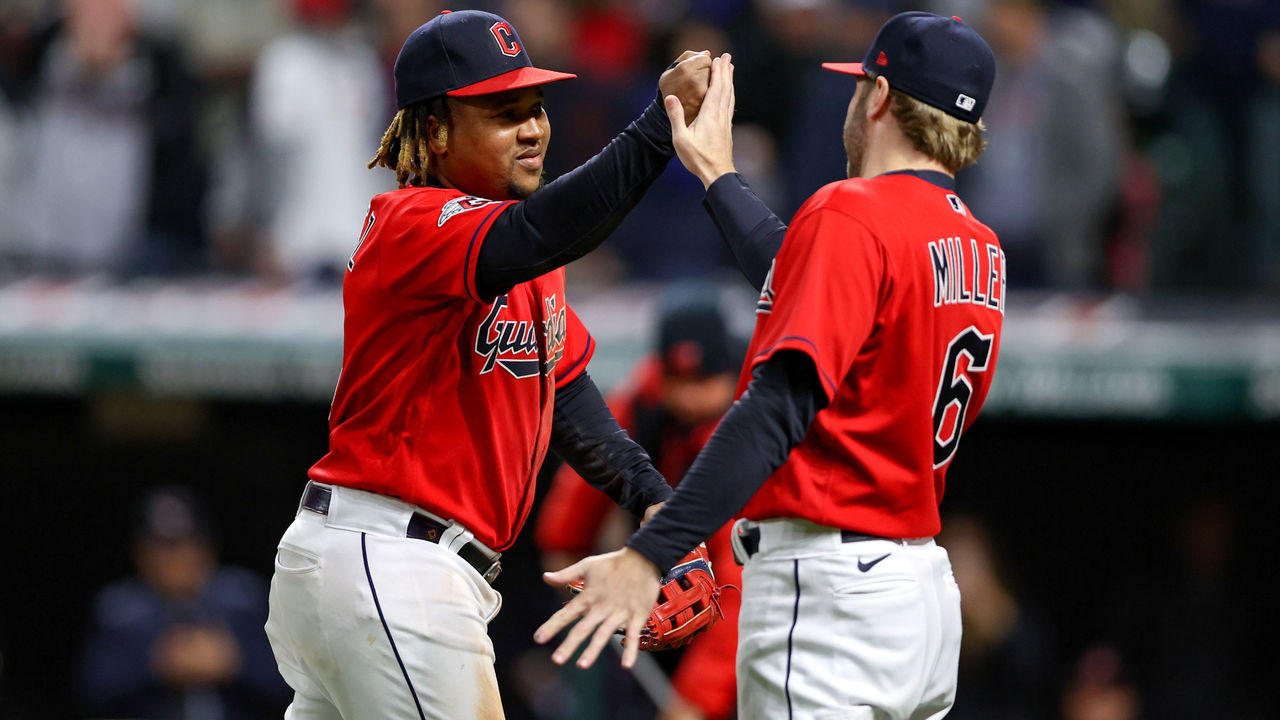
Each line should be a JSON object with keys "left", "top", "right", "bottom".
{"left": 507, "top": 172, "right": 545, "bottom": 200}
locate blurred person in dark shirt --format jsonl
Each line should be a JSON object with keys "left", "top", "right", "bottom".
{"left": 939, "top": 513, "right": 1056, "bottom": 720}
{"left": 1242, "top": 6, "right": 1280, "bottom": 290}
{"left": 1123, "top": 0, "right": 1280, "bottom": 291}
{"left": 958, "top": 0, "right": 1125, "bottom": 290}
{"left": 1101, "top": 494, "right": 1267, "bottom": 719}
{"left": 77, "top": 486, "right": 289, "bottom": 720}
{"left": 536, "top": 287, "right": 745, "bottom": 720}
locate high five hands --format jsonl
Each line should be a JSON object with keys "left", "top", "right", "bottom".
{"left": 667, "top": 53, "right": 738, "bottom": 189}
{"left": 659, "top": 50, "right": 713, "bottom": 125}
{"left": 533, "top": 546, "right": 661, "bottom": 671}
{"left": 531, "top": 55, "right": 740, "bottom": 675}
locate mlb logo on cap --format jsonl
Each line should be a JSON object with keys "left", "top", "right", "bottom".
{"left": 393, "top": 10, "right": 578, "bottom": 109}
{"left": 821, "top": 12, "right": 996, "bottom": 123}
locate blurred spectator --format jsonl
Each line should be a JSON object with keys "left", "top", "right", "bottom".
{"left": 1110, "top": 0, "right": 1280, "bottom": 293}
{"left": 77, "top": 486, "right": 289, "bottom": 720}
{"left": 248, "top": 0, "right": 394, "bottom": 283}
{"left": 732, "top": 0, "right": 838, "bottom": 144}
{"left": 372, "top": 0, "right": 446, "bottom": 96}
{"left": 599, "top": 9, "right": 738, "bottom": 282}
{"left": 727, "top": 0, "right": 847, "bottom": 216}
{"left": 959, "top": 0, "right": 1126, "bottom": 290}
{"left": 1244, "top": 8, "right": 1280, "bottom": 290}
{"left": 536, "top": 285, "right": 745, "bottom": 720}
{"left": 0, "top": 4, "right": 41, "bottom": 263}
{"left": 1060, "top": 644, "right": 1140, "bottom": 720}
{"left": 166, "top": 0, "right": 289, "bottom": 276}
{"left": 780, "top": 0, "right": 895, "bottom": 214}
{"left": 939, "top": 513, "right": 1057, "bottom": 720}
{"left": 1, "top": 0, "right": 207, "bottom": 277}
{"left": 0, "top": 92, "right": 19, "bottom": 276}
{"left": 1100, "top": 493, "right": 1267, "bottom": 719}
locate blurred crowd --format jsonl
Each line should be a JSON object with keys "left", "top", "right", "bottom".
{"left": 67, "top": 483, "right": 1269, "bottom": 720}
{"left": 0, "top": 0, "right": 1278, "bottom": 294}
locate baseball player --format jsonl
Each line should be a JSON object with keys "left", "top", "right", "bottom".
{"left": 535, "top": 13, "right": 1004, "bottom": 720}
{"left": 263, "top": 9, "right": 711, "bottom": 719}
{"left": 535, "top": 292, "right": 745, "bottom": 720}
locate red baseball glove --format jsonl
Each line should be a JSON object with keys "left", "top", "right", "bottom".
{"left": 569, "top": 544, "right": 727, "bottom": 652}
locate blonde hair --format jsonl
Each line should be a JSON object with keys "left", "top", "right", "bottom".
{"left": 368, "top": 97, "right": 450, "bottom": 189}
{"left": 888, "top": 88, "right": 987, "bottom": 173}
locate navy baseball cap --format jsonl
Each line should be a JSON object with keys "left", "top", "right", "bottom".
{"left": 132, "top": 486, "right": 212, "bottom": 544}
{"left": 657, "top": 297, "right": 738, "bottom": 379}
{"left": 822, "top": 12, "right": 995, "bottom": 123}
{"left": 393, "top": 10, "right": 577, "bottom": 109}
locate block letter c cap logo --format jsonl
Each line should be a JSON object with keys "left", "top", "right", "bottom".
{"left": 491, "top": 21, "right": 521, "bottom": 57}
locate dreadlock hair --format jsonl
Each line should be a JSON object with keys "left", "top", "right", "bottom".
{"left": 888, "top": 88, "right": 987, "bottom": 174}
{"left": 368, "top": 95, "right": 452, "bottom": 188}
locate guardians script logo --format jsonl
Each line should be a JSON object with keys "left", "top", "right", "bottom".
{"left": 474, "top": 294, "right": 567, "bottom": 379}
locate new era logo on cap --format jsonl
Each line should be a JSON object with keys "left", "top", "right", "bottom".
{"left": 393, "top": 10, "right": 576, "bottom": 109}
{"left": 819, "top": 12, "right": 995, "bottom": 123}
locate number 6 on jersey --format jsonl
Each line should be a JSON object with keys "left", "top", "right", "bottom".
{"left": 932, "top": 326, "right": 994, "bottom": 468}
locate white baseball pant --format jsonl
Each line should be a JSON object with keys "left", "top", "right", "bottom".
{"left": 735, "top": 518, "right": 962, "bottom": 720}
{"left": 264, "top": 484, "right": 504, "bottom": 719}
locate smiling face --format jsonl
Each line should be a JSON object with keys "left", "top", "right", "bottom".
{"left": 433, "top": 86, "right": 549, "bottom": 200}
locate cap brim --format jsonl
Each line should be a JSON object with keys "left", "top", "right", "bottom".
{"left": 821, "top": 62, "right": 866, "bottom": 76}
{"left": 448, "top": 66, "right": 578, "bottom": 97}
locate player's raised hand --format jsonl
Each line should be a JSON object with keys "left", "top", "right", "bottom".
{"left": 659, "top": 50, "right": 713, "bottom": 126}
{"left": 666, "top": 53, "right": 736, "bottom": 190}
{"left": 534, "top": 547, "right": 660, "bottom": 670}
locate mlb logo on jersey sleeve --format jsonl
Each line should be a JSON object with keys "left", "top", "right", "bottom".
{"left": 439, "top": 196, "right": 500, "bottom": 227}
{"left": 946, "top": 194, "right": 967, "bottom": 215}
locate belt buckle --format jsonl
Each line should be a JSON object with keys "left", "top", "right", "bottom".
{"left": 480, "top": 558, "right": 502, "bottom": 584}
{"left": 468, "top": 540, "right": 502, "bottom": 584}
{"left": 731, "top": 518, "right": 759, "bottom": 565}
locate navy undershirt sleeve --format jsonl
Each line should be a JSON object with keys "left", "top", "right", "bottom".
{"left": 550, "top": 371, "right": 673, "bottom": 518}
{"left": 702, "top": 172, "right": 788, "bottom": 292}
{"left": 475, "top": 97, "right": 674, "bottom": 299}
{"left": 626, "top": 351, "right": 827, "bottom": 573}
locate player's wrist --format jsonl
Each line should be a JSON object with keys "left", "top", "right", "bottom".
{"left": 622, "top": 541, "right": 665, "bottom": 578}
{"left": 698, "top": 166, "right": 737, "bottom": 191}
{"left": 638, "top": 95, "right": 676, "bottom": 151}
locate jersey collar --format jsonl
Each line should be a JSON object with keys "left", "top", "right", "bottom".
{"left": 880, "top": 169, "right": 955, "bottom": 191}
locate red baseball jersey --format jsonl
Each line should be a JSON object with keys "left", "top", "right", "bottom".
{"left": 740, "top": 173, "right": 1004, "bottom": 538}
{"left": 309, "top": 186, "right": 594, "bottom": 551}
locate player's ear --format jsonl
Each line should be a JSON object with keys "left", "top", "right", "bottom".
{"left": 427, "top": 116, "right": 449, "bottom": 154}
{"left": 868, "top": 75, "right": 892, "bottom": 119}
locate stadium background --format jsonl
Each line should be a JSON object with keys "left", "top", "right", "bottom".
{"left": 2, "top": 0, "right": 1278, "bottom": 718}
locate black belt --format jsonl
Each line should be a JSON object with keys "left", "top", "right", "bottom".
{"left": 300, "top": 483, "right": 502, "bottom": 584}
{"left": 737, "top": 524, "right": 893, "bottom": 561}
